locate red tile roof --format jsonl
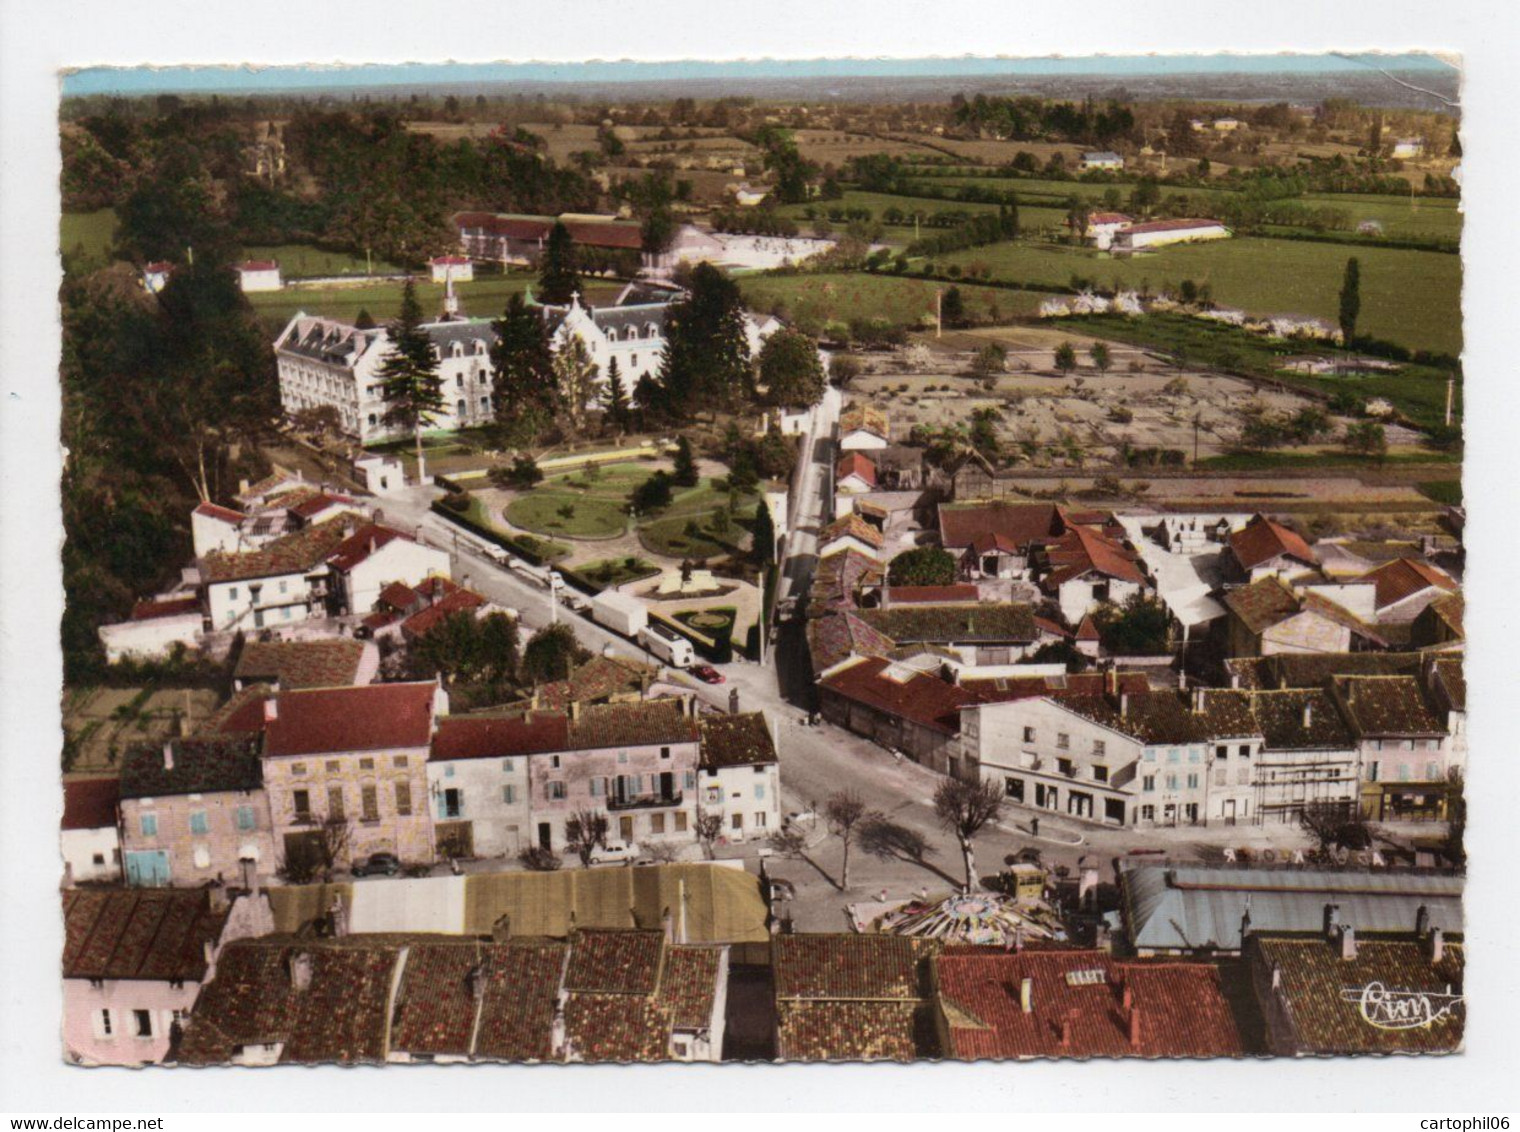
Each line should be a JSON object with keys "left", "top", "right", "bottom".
{"left": 376, "top": 581, "right": 420, "bottom": 611}
{"left": 130, "top": 595, "right": 202, "bottom": 621}
{"left": 836, "top": 452, "right": 878, "bottom": 486}
{"left": 940, "top": 502, "right": 1065, "bottom": 551}
{"left": 886, "top": 584, "right": 979, "bottom": 605}
{"left": 1357, "top": 557, "right": 1457, "bottom": 610}
{"left": 62, "top": 777, "right": 119, "bottom": 831}
{"left": 237, "top": 260, "right": 279, "bottom": 272}
{"left": 819, "top": 656, "right": 979, "bottom": 734}
{"left": 199, "top": 518, "right": 350, "bottom": 583}
{"left": 62, "top": 889, "right": 225, "bottom": 982}
{"left": 327, "top": 522, "right": 414, "bottom": 572}
{"left": 819, "top": 513, "right": 884, "bottom": 551}
{"left": 1041, "top": 524, "right": 1147, "bottom": 587}
{"left": 1076, "top": 614, "right": 1100, "bottom": 641}
{"left": 1121, "top": 217, "right": 1226, "bottom": 235}
{"left": 194, "top": 501, "right": 246, "bottom": 524}
{"left": 430, "top": 712, "right": 570, "bottom": 762}
{"left": 564, "top": 930, "right": 665, "bottom": 995}
{"left": 935, "top": 949, "right": 1244, "bottom": 1059}
{"left": 233, "top": 638, "right": 370, "bottom": 689}
{"left": 287, "top": 491, "right": 355, "bottom": 520}
{"left": 1229, "top": 514, "right": 1316, "bottom": 573}
{"left": 698, "top": 711, "right": 777, "bottom": 769}
{"left": 401, "top": 588, "right": 488, "bottom": 640}
{"left": 1088, "top": 212, "right": 1133, "bottom": 225}
{"left": 263, "top": 682, "right": 439, "bottom": 757}
{"left": 430, "top": 255, "right": 470, "bottom": 265}
{"left": 568, "top": 698, "right": 700, "bottom": 750}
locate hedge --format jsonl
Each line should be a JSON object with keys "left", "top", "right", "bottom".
{"left": 429, "top": 500, "right": 551, "bottom": 567}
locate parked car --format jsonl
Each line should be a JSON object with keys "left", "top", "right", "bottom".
{"left": 691, "top": 664, "right": 726, "bottom": 684}
{"left": 351, "top": 852, "right": 402, "bottom": 878}
{"left": 589, "top": 841, "right": 641, "bottom": 865}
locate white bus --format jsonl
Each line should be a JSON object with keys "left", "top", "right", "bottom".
{"left": 639, "top": 622, "right": 696, "bottom": 669}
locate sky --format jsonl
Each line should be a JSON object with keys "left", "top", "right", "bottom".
{"left": 62, "top": 52, "right": 1452, "bottom": 98}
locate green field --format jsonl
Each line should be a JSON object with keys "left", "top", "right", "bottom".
{"left": 242, "top": 244, "right": 404, "bottom": 279}
{"left": 1297, "top": 193, "right": 1461, "bottom": 243}
{"left": 61, "top": 209, "right": 119, "bottom": 269}
{"left": 776, "top": 189, "right": 1067, "bottom": 235}
{"left": 247, "top": 275, "right": 624, "bottom": 330}
{"left": 739, "top": 271, "right": 1051, "bottom": 328}
{"left": 938, "top": 236, "right": 1461, "bottom": 356}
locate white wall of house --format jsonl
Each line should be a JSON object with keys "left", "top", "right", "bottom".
{"left": 1054, "top": 576, "right": 1144, "bottom": 625}
{"left": 204, "top": 571, "right": 322, "bottom": 633}
{"left": 426, "top": 756, "right": 533, "bottom": 859}
{"left": 63, "top": 977, "right": 203, "bottom": 1067}
{"left": 237, "top": 267, "right": 282, "bottom": 292}
{"left": 697, "top": 763, "right": 780, "bottom": 842}
{"left": 839, "top": 430, "right": 888, "bottom": 452}
{"left": 337, "top": 540, "right": 451, "bottom": 616}
{"left": 192, "top": 511, "right": 244, "bottom": 557}
{"left": 62, "top": 826, "right": 122, "bottom": 884}
{"left": 1260, "top": 610, "right": 1353, "bottom": 656}
{"left": 431, "top": 260, "right": 474, "bottom": 283}
{"left": 99, "top": 614, "right": 205, "bottom": 664}
{"left": 1304, "top": 583, "right": 1377, "bottom": 620}
{"left": 1118, "top": 224, "right": 1230, "bottom": 250}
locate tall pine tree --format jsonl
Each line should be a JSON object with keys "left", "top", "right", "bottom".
{"left": 378, "top": 279, "right": 444, "bottom": 482}
{"left": 489, "top": 292, "right": 557, "bottom": 446}
{"left": 672, "top": 435, "right": 699, "bottom": 487}
{"left": 1339, "top": 257, "right": 1362, "bottom": 346}
{"left": 751, "top": 495, "right": 776, "bottom": 564}
{"left": 538, "top": 221, "right": 581, "bottom": 305}
{"left": 602, "top": 356, "right": 630, "bottom": 431}
{"left": 655, "top": 263, "right": 752, "bottom": 418}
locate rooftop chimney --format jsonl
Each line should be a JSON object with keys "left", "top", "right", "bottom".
{"left": 1323, "top": 903, "right": 1340, "bottom": 939}
{"left": 1058, "top": 1018, "right": 1072, "bottom": 1050}
{"left": 1120, "top": 691, "right": 1130, "bottom": 718}
{"left": 1019, "top": 977, "right": 1033, "bottom": 1014}
{"left": 162, "top": 741, "right": 176, "bottom": 771}
{"left": 1107, "top": 669, "right": 1118, "bottom": 696}
{"left": 1416, "top": 904, "right": 1431, "bottom": 937}
{"left": 1128, "top": 1006, "right": 1142, "bottom": 1051}
{"left": 1303, "top": 700, "right": 1314, "bottom": 728}
{"left": 1428, "top": 927, "right": 1445, "bottom": 964}
{"left": 1339, "top": 925, "right": 1358, "bottom": 961}
{"left": 1193, "top": 686, "right": 1206, "bottom": 713}
{"left": 729, "top": 687, "right": 741, "bottom": 715}
{"left": 263, "top": 697, "right": 279, "bottom": 723}
{"left": 466, "top": 960, "right": 485, "bottom": 1003}
{"left": 240, "top": 856, "right": 261, "bottom": 900}
{"left": 329, "top": 894, "right": 349, "bottom": 938}
{"left": 288, "top": 951, "right": 313, "bottom": 993}
{"left": 569, "top": 700, "right": 581, "bottom": 723}
{"left": 203, "top": 939, "right": 216, "bottom": 968}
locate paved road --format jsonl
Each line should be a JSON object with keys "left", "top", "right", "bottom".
{"left": 374, "top": 460, "right": 1317, "bottom": 932}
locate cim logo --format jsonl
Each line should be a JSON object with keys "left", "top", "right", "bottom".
{"left": 1340, "top": 982, "right": 1464, "bottom": 1030}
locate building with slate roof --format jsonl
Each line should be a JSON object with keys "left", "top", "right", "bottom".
{"left": 175, "top": 929, "right": 727, "bottom": 1065}
{"left": 118, "top": 735, "right": 276, "bottom": 887}
{"left": 1247, "top": 924, "right": 1463, "bottom": 1056}
{"left": 1119, "top": 861, "right": 1464, "bottom": 956}
{"left": 62, "top": 888, "right": 236, "bottom": 1066}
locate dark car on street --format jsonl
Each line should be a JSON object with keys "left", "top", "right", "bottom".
{"left": 691, "top": 664, "right": 726, "bottom": 684}
{"left": 351, "top": 852, "right": 402, "bottom": 878}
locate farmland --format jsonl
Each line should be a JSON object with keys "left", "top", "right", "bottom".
{"left": 738, "top": 271, "right": 1052, "bottom": 329}
{"left": 937, "top": 236, "right": 1462, "bottom": 356}
{"left": 242, "top": 244, "right": 404, "bottom": 279}
{"left": 777, "top": 189, "right": 1068, "bottom": 237}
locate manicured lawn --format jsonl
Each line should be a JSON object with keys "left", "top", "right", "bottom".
{"left": 573, "top": 556, "right": 661, "bottom": 588}
{"left": 242, "top": 244, "right": 404, "bottom": 279}
{"left": 738, "top": 271, "right": 1052, "bottom": 328}
{"left": 61, "top": 209, "right": 119, "bottom": 270}
{"left": 504, "top": 491, "right": 629, "bottom": 539}
{"left": 1416, "top": 479, "right": 1463, "bottom": 505}
{"left": 939, "top": 236, "right": 1462, "bottom": 357}
{"left": 247, "top": 275, "right": 624, "bottom": 330}
{"left": 674, "top": 607, "right": 739, "bottom": 641}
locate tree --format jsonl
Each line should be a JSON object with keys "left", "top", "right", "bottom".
{"left": 518, "top": 845, "right": 563, "bottom": 871}
{"left": 825, "top": 791, "right": 877, "bottom": 889}
{"left": 971, "top": 342, "right": 1007, "bottom": 379}
{"left": 1299, "top": 801, "right": 1370, "bottom": 855}
{"left": 489, "top": 292, "right": 558, "bottom": 445}
{"left": 751, "top": 497, "right": 776, "bottom": 564}
{"left": 354, "top": 308, "right": 376, "bottom": 330}
{"left": 758, "top": 327, "right": 826, "bottom": 407}
{"left": 933, "top": 778, "right": 1004, "bottom": 891}
{"left": 1343, "top": 419, "right": 1387, "bottom": 461}
{"left": 671, "top": 436, "right": 700, "bottom": 487}
{"left": 640, "top": 204, "right": 677, "bottom": 260}
{"left": 1093, "top": 593, "right": 1172, "bottom": 655}
{"left": 521, "top": 622, "right": 591, "bottom": 684}
{"left": 694, "top": 808, "right": 725, "bottom": 860}
{"left": 1090, "top": 342, "right": 1112, "bottom": 374}
{"left": 630, "top": 470, "right": 674, "bottom": 514}
{"left": 940, "top": 286, "right": 966, "bottom": 328}
{"left": 564, "top": 809, "right": 610, "bottom": 868}
{"left": 602, "top": 356, "right": 630, "bottom": 431}
{"left": 888, "top": 546, "right": 957, "bottom": 587}
{"left": 655, "top": 263, "right": 753, "bottom": 416}
{"left": 537, "top": 220, "right": 581, "bottom": 305}
{"left": 830, "top": 353, "right": 863, "bottom": 387}
{"left": 1053, "top": 342, "right": 1078, "bottom": 374}
{"left": 377, "top": 279, "right": 445, "bottom": 480}
{"left": 407, "top": 611, "right": 520, "bottom": 686}
{"left": 552, "top": 332, "right": 599, "bottom": 432}
{"left": 1338, "top": 256, "right": 1362, "bottom": 344}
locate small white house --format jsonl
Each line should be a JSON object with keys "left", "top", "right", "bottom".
{"left": 1392, "top": 137, "right": 1425, "bottom": 160}
{"left": 1080, "top": 151, "right": 1124, "bottom": 172}
{"left": 697, "top": 713, "right": 781, "bottom": 843}
{"left": 838, "top": 406, "right": 889, "bottom": 452}
{"left": 98, "top": 596, "right": 205, "bottom": 664}
{"left": 234, "top": 261, "right": 282, "bottom": 293}
{"left": 1083, "top": 211, "right": 1134, "bottom": 250}
{"left": 62, "top": 779, "right": 122, "bottom": 885}
{"left": 353, "top": 454, "right": 407, "bottom": 496}
{"left": 142, "top": 262, "right": 173, "bottom": 294}
{"left": 327, "top": 523, "right": 452, "bottom": 617}
{"left": 430, "top": 256, "right": 474, "bottom": 284}
{"left": 1114, "top": 219, "right": 1231, "bottom": 252}
{"left": 426, "top": 715, "right": 542, "bottom": 860}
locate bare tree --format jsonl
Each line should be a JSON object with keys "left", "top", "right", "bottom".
{"left": 564, "top": 809, "right": 610, "bottom": 868}
{"left": 1298, "top": 801, "right": 1370, "bottom": 856}
{"left": 933, "top": 778, "right": 1004, "bottom": 892}
{"left": 694, "top": 808, "right": 725, "bottom": 860}
{"left": 767, "top": 827, "right": 807, "bottom": 860}
{"left": 825, "top": 791, "right": 878, "bottom": 889}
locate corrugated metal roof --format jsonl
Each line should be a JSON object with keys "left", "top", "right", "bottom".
{"left": 1121, "top": 863, "right": 1463, "bottom": 952}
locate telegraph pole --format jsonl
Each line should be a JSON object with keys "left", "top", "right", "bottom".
{"left": 1445, "top": 375, "right": 1455, "bottom": 427}
{"left": 935, "top": 289, "right": 943, "bottom": 340}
